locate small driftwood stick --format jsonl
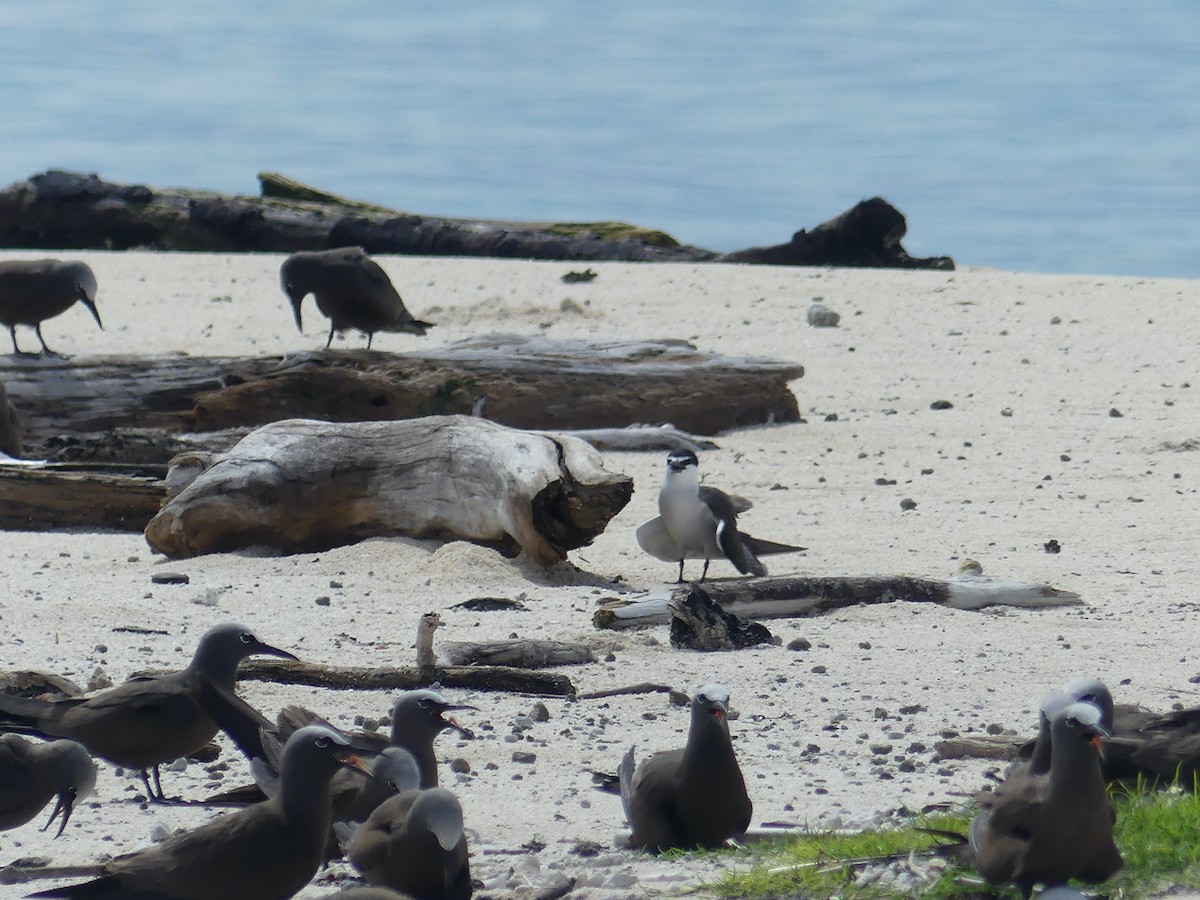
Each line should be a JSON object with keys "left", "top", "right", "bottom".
{"left": 236, "top": 658, "right": 576, "bottom": 697}
{"left": 546, "top": 425, "right": 718, "bottom": 454}
{"left": 594, "top": 574, "right": 1081, "bottom": 630}
{"left": 576, "top": 682, "right": 675, "bottom": 700}
{"left": 934, "top": 733, "right": 1024, "bottom": 761}
{"left": 437, "top": 639, "right": 594, "bottom": 668}
{"left": 416, "top": 612, "right": 441, "bottom": 669}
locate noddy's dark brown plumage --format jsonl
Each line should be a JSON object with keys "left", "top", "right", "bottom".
{"left": 0, "top": 622, "right": 295, "bottom": 800}
{"left": 1014, "top": 676, "right": 1200, "bottom": 786}
{"left": 0, "top": 380, "right": 21, "bottom": 457}
{"left": 346, "top": 786, "right": 472, "bottom": 900}
{"left": 280, "top": 247, "right": 433, "bottom": 350}
{"left": 0, "top": 259, "right": 102, "bottom": 357}
{"left": 618, "top": 682, "right": 752, "bottom": 852}
{"left": 28, "top": 725, "right": 373, "bottom": 900}
{"left": 970, "top": 701, "right": 1123, "bottom": 897}
{"left": 0, "top": 736, "right": 96, "bottom": 837}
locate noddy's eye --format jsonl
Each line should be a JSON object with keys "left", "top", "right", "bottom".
{"left": 239, "top": 633, "right": 253, "bottom": 644}
{"left": 315, "top": 736, "right": 330, "bottom": 748}
{"left": 418, "top": 699, "right": 432, "bottom": 710}
{"left": 387, "top": 779, "right": 398, "bottom": 790}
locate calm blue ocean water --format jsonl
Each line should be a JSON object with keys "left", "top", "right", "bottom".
{"left": 1, "top": 3, "right": 1196, "bottom": 277}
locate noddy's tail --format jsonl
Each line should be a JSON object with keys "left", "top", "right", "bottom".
{"left": 386, "top": 318, "right": 434, "bottom": 336}
{"left": 0, "top": 693, "right": 57, "bottom": 731}
{"left": 26, "top": 874, "right": 123, "bottom": 898}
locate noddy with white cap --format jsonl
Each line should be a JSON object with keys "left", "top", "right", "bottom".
{"left": 28, "top": 725, "right": 374, "bottom": 900}
{"left": 280, "top": 247, "right": 433, "bottom": 350}
{"left": 637, "top": 449, "right": 805, "bottom": 582}
{"left": 618, "top": 682, "right": 752, "bottom": 852}
{"left": 345, "top": 785, "right": 472, "bottom": 900}
{"left": 0, "top": 736, "right": 96, "bottom": 837}
{"left": 0, "top": 260, "right": 102, "bottom": 357}
{"left": 970, "top": 701, "right": 1123, "bottom": 897}
{"left": 0, "top": 622, "right": 295, "bottom": 801}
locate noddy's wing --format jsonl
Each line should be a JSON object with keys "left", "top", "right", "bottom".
{"left": 700, "top": 487, "right": 766, "bottom": 575}
{"left": 623, "top": 750, "right": 686, "bottom": 851}
{"left": 617, "top": 746, "right": 636, "bottom": 825}
{"left": 194, "top": 673, "right": 276, "bottom": 764}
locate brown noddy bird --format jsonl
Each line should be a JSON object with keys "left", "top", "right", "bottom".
{"left": 280, "top": 247, "right": 433, "bottom": 350}
{"left": 28, "top": 725, "right": 374, "bottom": 900}
{"left": 0, "top": 379, "right": 21, "bottom": 457}
{"left": 0, "top": 736, "right": 96, "bottom": 837}
{"left": 0, "top": 622, "right": 296, "bottom": 801}
{"left": 345, "top": 786, "right": 472, "bottom": 900}
{"left": 636, "top": 450, "right": 805, "bottom": 582}
{"left": 976, "top": 691, "right": 1075, "bottom": 813}
{"left": 0, "top": 259, "right": 102, "bottom": 357}
{"left": 618, "top": 682, "right": 753, "bottom": 852}
{"left": 970, "top": 700, "right": 1123, "bottom": 897}
{"left": 1061, "top": 674, "right": 1200, "bottom": 785}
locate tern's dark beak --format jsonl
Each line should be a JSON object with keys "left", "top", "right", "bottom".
{"left": 289, "top": 296, "right": 304, "bottom": 333}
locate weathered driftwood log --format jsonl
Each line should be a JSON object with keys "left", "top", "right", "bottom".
{"left": 668, "top": 586, "right": 776, "bottom": 650}
{"left": 0, "top": 669, "right": 83, "bottom": 699}
{"left": 544, "top": 424, "right": 718, "bottom": 454}
{"left": 723, "top": 197, "right": 954, "bottom": 270}
{"left": 933, "top": 733, "right": 1024, "bottom": 762}
{"left": 236, "top": 658, "right": 576, "bottom": 697}
{"left": 145, "top": 416, "right": 633, "bottom": 561}
{"left": 594, "top": 574, "right": 1082, "bottom": 630}
{"left": 437, "top": 639, "right": 594, "bottom": 668}
{"left": 0, "top": 171, "right": 953, "bottom": 269}
{"left": 0, "top": 463, "right": 165, "bottom": 531}
{"left": 0, "top": 336, "right": 803, "bottom": 445}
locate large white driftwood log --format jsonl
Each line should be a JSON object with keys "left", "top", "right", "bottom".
{"left": 594, "top": 573, "right": 1082, "bottom": 630}
{"left": 144, "top": 415, "right": 633, "bottom": 561}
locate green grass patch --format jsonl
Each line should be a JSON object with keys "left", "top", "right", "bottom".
{"left": 713, "top": 786, "right": 1200, "bottom": 899}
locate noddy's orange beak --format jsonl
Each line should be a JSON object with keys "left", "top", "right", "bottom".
{"left": 1090, "top": 735, "right": 1104, "bottom": 752}
{"left": 336, "top": 751, "right": 375, "bottom": 776}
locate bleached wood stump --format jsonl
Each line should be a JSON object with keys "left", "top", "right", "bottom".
{"left": 144, "top": 415, "right": 632, "bottom": 560}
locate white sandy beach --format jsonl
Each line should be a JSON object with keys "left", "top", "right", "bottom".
{"left": 2, "top": 250, "right": 1199, "bottom": 898}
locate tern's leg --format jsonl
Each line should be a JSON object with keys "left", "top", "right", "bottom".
{"left": 700, "top": 559, "right": 711, "bottom": 582}
{"left": 35, "top": 325, "right": 63, "bottom": 357}
{"left": 676, "top": 559, "right": 685, "bottom": 583}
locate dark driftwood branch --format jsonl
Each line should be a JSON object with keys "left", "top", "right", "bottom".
{"left": 236, "top": 658, "right": 576, "bottom": 697}
{"left": 668, "top": 586, "right": 776, "bottom": 650}
{"left": 437, "top": 639, "right": 594, "bottom": 668}
{"left": 576, "top": 682, "right": 676, "bottom": 700}
{"left": 0, "top": 464, "right": 165, "bottom": 531}
{"left": 594, "top": 574, "right": 1081, "bottom": 630}
{"left": 0, "top": 170, "right": 953, "bottom": 270}
{"left": 0, "top": 336, "right": 803, "bottom": 444}
{"left": 144, "top": 416, "right": 632, "bottom": 561}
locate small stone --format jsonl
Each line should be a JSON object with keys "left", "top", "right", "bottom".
{"left": 315, "top": 595, "right": 331, "bottom": 606}
{"left": 151, "top": 572, "right": 189, "bottom": 585}
{"left": 1109, "top": 407, "right": 1123, "bottom": 418}
{"left": 148, "top": 822, "right": 172, "bottom": 843}
{"left": 807, "top": 302, "right": 841, "bottom": 328}
{"left": 1000, "top": 407, "right": 1014, "bottom": 417}
{"left": 167, "top": 758, "right": 188, "bottom": 773}
{"left": 530, "top": 701, "right": 551, "bottom": 722}
{"left": 930, "top": 400, "right": 954, "bottom": 410}
{"left": 899, "top": 497, "right": 917, "bottom": 511}
{"left": 512, "top": 751, "right": 537, "bottom": 764}
{"left": 330, "top": 580, "right": 343, "bottom": 589}
{"left": 449, "top": 757, "right": 471, "bottom": 774}
{"left": 87, "top": 668, "right": 113, "bottom": 691}
{"left": 811, "top": 665, "right": 827, "bottom": 674}
{"left": 985, "top": 723, "right": 1005, "bottom": 735}
{"left": 869, "top": 743, "right": 893, "bottom": 755}
{"left": 1044, "top": 539, "right": 1062, "bottom": 554}
{"left": 668, "top": 690, "right": 690, "bottom": 706}
{"left": 787, "top": 637, "right": 812, "bottom": 651}
{"left": 94, "top": 644, "right": 108, "bottom": 654}
{"left": 858, "top": 641, "right": 872, "bottom": 649}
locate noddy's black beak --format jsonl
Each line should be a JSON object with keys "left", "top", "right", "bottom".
{"left": 79, "top": 294, "right": 103, "bottom": 331}
{"left": 441, "top": 704, "right": 478, "bottom": 739}
{"left": 41, "top": 788, "right": 76, "bottom": 838}
{"left": 254, "top": 640, "right": 299, "bottom": 662}
{"left": 289, "top": 295, "right": 304, "bottom": 333}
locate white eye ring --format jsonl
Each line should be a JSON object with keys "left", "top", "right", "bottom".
{"left": 239, "top": 633, "right": 253, "bottom": 644}
{"left": 315, "top": 736, "right": 330, "bottom": 748}
{"left": 418, "top": 699, "right": 432, "bottom": 709}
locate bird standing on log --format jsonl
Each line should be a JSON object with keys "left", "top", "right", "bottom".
{"left": 280, "top": 247, "right": 433, "bottom": 350}
{"left": 618, "top": 682, "right": 752, "bottom": 851}
{"left": 0, "top": 259, "right": 102, "bottom": 357}
{"left": 636, "top": 449, "right": 804, "bottom": 581}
